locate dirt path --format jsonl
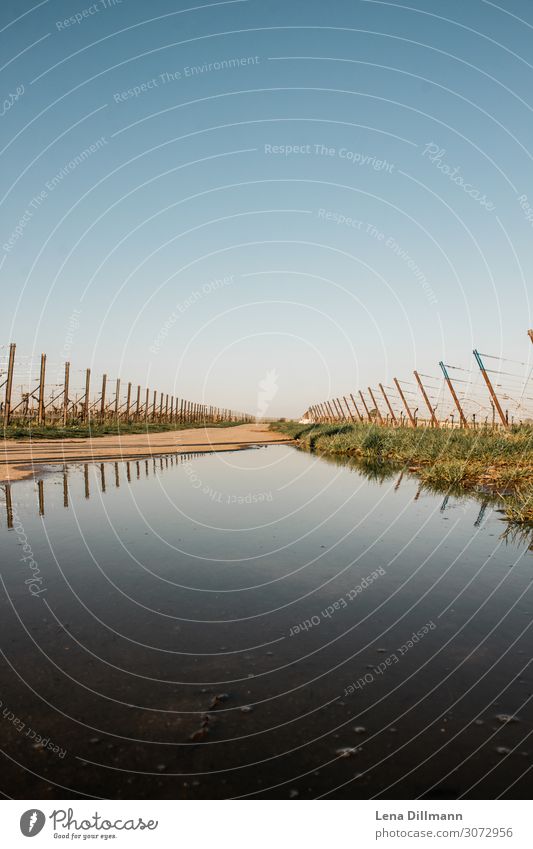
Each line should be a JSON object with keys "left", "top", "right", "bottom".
{"left": 0, "top": 424, "right": 292, "bottom": 483}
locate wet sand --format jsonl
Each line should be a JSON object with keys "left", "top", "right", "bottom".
{"left": 0, "top": 424, "right": 292, "bottom": 482}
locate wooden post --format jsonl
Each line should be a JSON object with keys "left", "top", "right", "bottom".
{"left": 100, "top": 374, "right": 107, "bottom": 421}
{"left": 37, "top": 353, "right": 46, "bottom": 425}
{"left": 38, "top": 479, "right": 44, "bottom": 516}
{"left": 84, "top": 369, "right": 91, "bottom": 423}
{"left": 393, "top": 377, "right": 416, "bottom": 427}
{"left": 84, "top": 464, "right": 89, "bottom": 499}
{"left": 115, "top": 378, "right": 121, "bottom": 420}
{"left": 414, "top": 371, "right": 438, "bottom": 428}
{"left": 333, "top": 398, "right": 345, "bottom": 420}
{"left": 337, "top": 397, "right": 348, "bottom": 420}
{"left": 438, "top": 362, "right": 467, "bottom": 428}
{"left": 379, "top": 383, "right": 397, "bottom": 424}
{"left": 368, "top": 387, "right": 383, "bottom": 424}
{"left": 159, "top": 393, "right": 163, "bottom": 421}
{"left": 358, "top": 390, "right": 372, "bottom": 421}
{"left": 126, "top": 382, "right": 132, "bottom": 423}
{"left": 342, "top": 396, "right": 355, "bottom": 422}
{"left": 349, "top": 393, "right": 363, "bottom": 422}
{"left": 170, "top": 396, "right": 174, "bottom": 422}
{"left": 165, "top": 394, "right": 169, "bottom": 422}
{"left": 63, "top": 361, "right": 70, "bottom": 426}
{"left": 152, "top": 390, "right": 157, "bottom": 422}
{"left": 472, "top": 350, "right": 507, "bottom": 428}
{"left": 136, "top": 385, "right": 141, "bottom": 420}
{"left": 3, "top": 342, "right": 16, "bottom": 426}
{"left": 145, "top": 388, "right": 149, "bottom": 422}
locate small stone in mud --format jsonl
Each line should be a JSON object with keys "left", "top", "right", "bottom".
{"left": 495, "top": 746, "right": 511, "bottom": 755}
{"left": 290, "top": 789, "right": 299, "bottom": 798}
{"left": 240, "top": 705, "right": 253, "bottom": 713}
{"left": 89, "top": 737, "right": 101, "bottom": 744}
{"left": 354, "top": 726, "right": 366, "bottom": 734}
{"left": 209, "top": 693, "right": 229, "bottom": 709}
{"left": 336, "top": 747, "right": 361, "bottom": 758}
{"left": 377, "top": 648, "right": 387, "bottom": 653}
{"left": 156, "top": 764, "right": 166, "bottom": 772}
{"left": 474, "top": 719, "right": 484, "bottom": 726}
{"left": 388, "top": 727, "right": 397, "bottom": 733}
{"left": 190, "top": 727, "right": 209, "bottom": 742}
{"left": 495, "top": 714, "right": 519, "bottom": 724}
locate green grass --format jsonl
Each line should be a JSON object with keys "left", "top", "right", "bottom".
{"left": 271, "top": 420, "right": 533, "bottom": 525}
{"left": 2, "top": 419, "right": 247, "bottom": 441}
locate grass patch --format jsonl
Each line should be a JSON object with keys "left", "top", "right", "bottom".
{"left": 2, "top": 420, "right": 247, "bottom": 441}
{"left": 271, "top": 420, "right": 533, "bottom": 525}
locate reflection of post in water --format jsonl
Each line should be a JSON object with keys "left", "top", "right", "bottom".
{"left": 440, "top": 494, "right": 450, "bottom": 512}
{"left": 38, "top": 480, "right": 44, "bottom": 516}
{"left": 114, "top": 462, "right": 120, "bottom": 488}
{"left": 144, "top": 460, "right": 148, "bottom": 477}
{"left": 394, "top": 471, "right": 404, "bottom": 491}
{"left": 126, "top": 461, "right": 131, "bottom": 483}
{"left": 63, "top": 469, "right": 68, "bottom": 508}
{"left": 100, "top": 463, "right": 106, "bottom": 493}
{"left": 84, "top": 464, "right": 90, "bottom": 499}
{"left": 4, "top": 484, "right": 13, "bottom": 529}
{"left": 414, "top": 482, "right": 422, "bottom": 501}
{"left": 474, "top": 501, "right": 488, "bottom": 527}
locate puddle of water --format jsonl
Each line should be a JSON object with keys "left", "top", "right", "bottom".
{"left": 0, "top": 445, "right": 531, "bottom": 799}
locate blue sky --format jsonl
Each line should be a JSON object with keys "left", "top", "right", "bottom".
{"left": 1, "top": 0, "right": 532, "bottom": 417}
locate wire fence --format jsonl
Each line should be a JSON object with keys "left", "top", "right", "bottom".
{"left": 304, "top": 332, "right": 533, "bottom": 429}
{"left": 0, "top": 343, "right": 254, "bottom": 427}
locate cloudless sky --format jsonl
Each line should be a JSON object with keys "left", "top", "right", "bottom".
{"left": 1, "top": 0, "right": 532, "bottom": 417}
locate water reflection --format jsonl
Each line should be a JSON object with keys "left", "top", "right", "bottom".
{"left": 1, "top": 452, "right": 203, "bottom": 529}
{"left": 316, "top": 452, "right": 533, "bottom": 550}
{"left": 0, "top": 446, "right": 531, "bottom": 800}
